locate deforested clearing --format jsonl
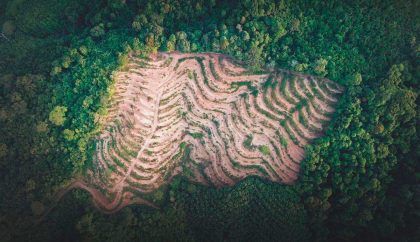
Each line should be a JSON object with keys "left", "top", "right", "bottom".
{"left": 68, "top": 52, "right": 343, "bottom": 212}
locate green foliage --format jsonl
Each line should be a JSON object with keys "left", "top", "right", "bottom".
{"left": 165, "top": 34, "right": 176, "bottom": 52}
{"left": 63, "top": 129, "right": 75, "bottom": 141}
{"left": 220, "top": 36, "right": 229, "bottom": 50}
{"left": 299, "top": 63, "right": 417, "bottom": 240}
{"left": 0, "top": 143, "right": 7, "bottom": 158}
{"left": 187, "top": 132, "right": 204, "bottom": 139}
{"left": 313, "top": 58, "right": 328, "bottom": 77}
{"left": 0, "top": 0, "right": 418, "bottom": 241}
{"left": 3, "top": 0, "right": 91, "bottom": 37}
{"left": 279, "top": 136, "right": 288, "bottom": 147}
{"left": 49, "top": 105, "right": 67, "bottom": 126}
{"left": 258, "top": 145, "right": 270, "bottom": 156}
{"left": 2, "top": 20, "right": 15, "bottom": 36}
{"left": 179, "top": 177, "right": 309, "bottom": 241}
{"left": 243, "top": 135, "right": 254, "bottom": 150}
{"left": 231, "top": 81, "right": 259, "bottom": 95}
{"left": 30, "top": 201, "right": 45, "bottom": 216}
{"left": 90, "top": 24, "right": 105, "bottom": 38}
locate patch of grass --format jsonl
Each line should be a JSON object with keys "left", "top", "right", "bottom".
{"left": 187, "top": 70, "right": 193, "bottom": 79}
{"left": 179, "top": 142, "right": 187, "bottom": 150}
{"left": 258, "top": 145, "right": 271, "bottom": 155}
{"left": 187, "top": 131, "right": 204, "bottom": 139}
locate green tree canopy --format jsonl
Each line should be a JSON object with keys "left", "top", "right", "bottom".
{"left": 48, "top": 105, "right": 67, "bottom": 126}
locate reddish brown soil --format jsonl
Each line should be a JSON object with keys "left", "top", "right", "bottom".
{"left": 47, "top": 52, "right": 343, "bottom": 214}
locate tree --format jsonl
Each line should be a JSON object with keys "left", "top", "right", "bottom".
{"left": 220, "top": 36, "right": 229, "bottom": 50}
{"left": 1, "top": 1, "right": 417, "bottom": 241}
{"left": 177, "top": 39, "right": 190, "bottom": 52}
{"left": 175, "top": 31, "right": 191, "bottom": 52}
{"left": 164, "top": 34, "right": 176, "bottom": 52}
{"left": 245, "top": 42, "right": 264, "bottom": 71}
{"left": 242, "top": 31, "right": 250, "bottom": 41}
{"left": 0, "top": 143, "right": 7, "bottom": 158}
{"left": 345, "top": 72, "right": 363, "bottom": 88}
{"left": 145, "top": 34, "right": 157, "bottom": 53}
{"left": 30, "top": 201, "right": 45, "bottom": 216}
{"left": 270, "top": 18, "right": 287, "bottom": 41}
{"left": 90, "top": 24, "right": 105, "bottom": 37}
{"left": 132, "top": 14, "right": 148, "bottom": 32}
{"left": 49, "top": 106, "right": 67, "bottom": 126}
{"left": 2, "top": 20, "right": 15, "bottom": 36}
{"left": 314, "top": 58, "right": 328, "bottom": 76}
{"left": 63, "top": 129, "right": 75, "bottom": 141}
{"left": 36, "top": 121, "right": 48, "bottom": 133}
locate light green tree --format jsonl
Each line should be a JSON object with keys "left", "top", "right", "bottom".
{"left": 49, "top": 106, "right": 67, "bottom": 126}
{"left": 314, "top": 58, "right": 328, "bottom": 76}
{"left": 63, "top": 129, "right": 75, "bottom": 140}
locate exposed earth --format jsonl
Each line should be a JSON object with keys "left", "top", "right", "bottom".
{"left": 56, "top": 52, "right": 343, "bottom": 212}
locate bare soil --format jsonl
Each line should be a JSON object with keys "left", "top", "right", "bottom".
{"left": 49, "top": 52, "right": 343, "bottom": 214}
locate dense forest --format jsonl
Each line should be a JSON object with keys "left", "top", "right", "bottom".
{"left": 0, "top": 0, "right": 418, "bottom": 241}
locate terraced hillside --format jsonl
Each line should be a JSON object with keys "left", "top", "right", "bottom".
{"left": 73, "top": 52, "right": 343, "bottom": 212}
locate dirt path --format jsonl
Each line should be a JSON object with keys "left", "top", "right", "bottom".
{"left": 38, "top": 180, "right": 158, "bottom": 222}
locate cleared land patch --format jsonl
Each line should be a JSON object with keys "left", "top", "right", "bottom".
{"left": 62, "top": 52, "right": 343, "bottom": 212}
